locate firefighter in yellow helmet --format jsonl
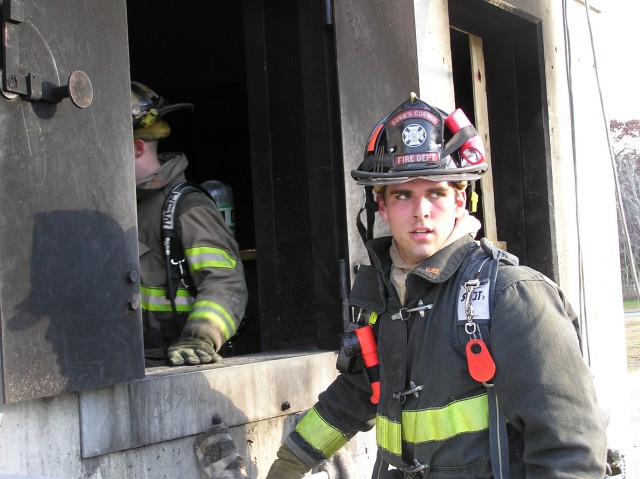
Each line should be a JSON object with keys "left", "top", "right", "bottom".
{"left": 132, "top": 81, "right": 248, "bottom": 367}
{"left": 266, "top": 94, "right": 607, "bottom": 478}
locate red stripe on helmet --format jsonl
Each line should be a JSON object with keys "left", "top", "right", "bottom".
{"left": 367, "top": 123, "right": 385, "bottom": 153}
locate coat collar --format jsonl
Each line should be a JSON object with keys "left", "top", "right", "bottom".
{"left": 367, "top": 235, "right": 476, "bottom": 284}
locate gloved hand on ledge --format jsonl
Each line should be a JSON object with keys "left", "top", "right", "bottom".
{"left": 167, "top": 331, "right": 222, "bottom": 366}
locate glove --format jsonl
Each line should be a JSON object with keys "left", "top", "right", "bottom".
{"left": 194, "top": 415, "right": 249, "bottom": 479}
{"left": 167, "top": 333, "right": 222, "bottom": 366}
{"left": 265, "top": 444, "right": 311, "bottom": 479}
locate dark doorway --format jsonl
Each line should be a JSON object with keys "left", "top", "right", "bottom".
{"left": 127, "top": 1, "right": 258, "bottom": 355}
{"left": 127, "top": 1, "right": 253, "bottom": 250}
{"left": 449, "top": 0, "right": 556, "bottom": 280}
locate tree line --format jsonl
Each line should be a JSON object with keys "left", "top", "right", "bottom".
{"left": 611, "top": 119, "right": 640, "bottom": 300}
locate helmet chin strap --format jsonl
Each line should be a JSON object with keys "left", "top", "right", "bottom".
{"left": 356, "top": 185, "right": 379, "bottom": 246}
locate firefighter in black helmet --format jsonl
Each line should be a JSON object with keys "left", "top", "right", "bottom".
{"left": 132, "top": 81, "right": 248, "bottom": 367}
{"left": 266, "top": 94, "right": 607, "bottom": 478}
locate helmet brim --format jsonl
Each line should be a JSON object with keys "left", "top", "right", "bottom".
{"left": 351, "top": 162, "right": 488, "bottom": 186}
{"left": 155, "top": 102, "right": 194, "bottom": 119}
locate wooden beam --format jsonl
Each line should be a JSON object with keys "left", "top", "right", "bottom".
{"left": 469, "top": 34, "right": 499, "bottom": 245}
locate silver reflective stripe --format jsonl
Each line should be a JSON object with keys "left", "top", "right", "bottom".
{"left": 188, "top": 300, "right": 236, "bottom": 340}
{"left": 140, "top": 285, "right": 194, "bottom": 312}
{"left": 185, "top": 246, "right": 237, "bottom": 272}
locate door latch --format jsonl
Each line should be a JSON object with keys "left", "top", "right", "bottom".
{"left": 1, "top": 0, "right": 93, "bottom": 108}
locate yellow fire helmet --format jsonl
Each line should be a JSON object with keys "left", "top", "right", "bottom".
{"left": 131, "top": 81, "right": 193, "bottom": 140}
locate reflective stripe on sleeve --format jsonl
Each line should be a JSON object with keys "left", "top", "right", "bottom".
{"left": 185, "top": 246, "right": 237, "bottom": 272}
{"left": 188, "top": 300, "right": 236, "bottom": 340}
{"left": 377, "top": 393, "right": 489, "bottom": 455}
{"left": 141, "top": 285, "right": 194, "bottom": 312}
{"left": 376, "top": 414, "right": 402, "bottom": 456}
{"left": 295, "top": 407, "right": 350, "bottom": 458}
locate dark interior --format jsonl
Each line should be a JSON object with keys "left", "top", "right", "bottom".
{"left": 127, "top": 1, "right": 258, "bottom": 355}
{"left": 449, "top": 0, "right": 556, "bottom": 280}
{"left": 127, "top": 0, "right": 347, "bottom": 355}
{"left": 127, "top": 2, "right": 253, "bottom": 250}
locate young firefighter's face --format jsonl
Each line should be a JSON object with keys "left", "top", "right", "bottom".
{"left": 377, "top": 178, "right": 466, "bottom": 263}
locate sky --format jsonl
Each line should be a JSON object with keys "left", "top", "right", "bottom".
{"left": 597, "top": 0, "right": 640, "bottom": 121}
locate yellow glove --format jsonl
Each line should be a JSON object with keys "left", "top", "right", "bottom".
{"left": 168, "top": 332, "right": 222, "bottom": 366}
{"left": 265, "top": 444, "right": 311, "bottom": 479}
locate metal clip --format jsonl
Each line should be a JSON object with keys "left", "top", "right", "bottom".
{"left": 463, "top": 279, "right": 479, "bottom": 338}
{"left": 391, "top": 301, "right": 432, "bottom": 320}
{"left": 171, "top": 258, "right": 190, "bottom": 287}
{"left": 405, "top": 459, "right": 429, "bottom": 476}
{"left": 392, "top": 380, "right": 423, "bottom": 404}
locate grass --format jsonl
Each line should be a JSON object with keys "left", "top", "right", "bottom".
{"left": 624, "top": 299, "right": 640, "bottom": 371}
{"left": 627, "top": 316, "right": 640, "bottom": 372}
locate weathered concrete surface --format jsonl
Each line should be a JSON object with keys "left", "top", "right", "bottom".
{"left": 625, "top": 313, "right": 640, "bottom": 477}
{"left": 627, "top": 369, "right": 640, "bottom": 477}
{"left": 79, "top": 351, "right": 339, "bottom": 457}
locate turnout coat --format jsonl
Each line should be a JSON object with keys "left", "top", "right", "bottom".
{"left": 286, "top": 235, "right": 606, "bottom": 478}
{"left": 136, "top": 152, "right": 247, "bottom": 362}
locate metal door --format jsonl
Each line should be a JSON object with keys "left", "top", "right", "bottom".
{"left": 0, "top": 0, "right": 143, "bottom": 403}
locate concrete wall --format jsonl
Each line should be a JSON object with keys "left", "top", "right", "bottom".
{"left": 414, "top": 0, "right": 456, "bottom": 111}
{"left": 0, "top": 352, "right": 375, "bottom": 478}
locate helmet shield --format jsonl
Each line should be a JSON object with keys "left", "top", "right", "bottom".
{"left": 352, "top": 93, "right": 488, "bottom": 186}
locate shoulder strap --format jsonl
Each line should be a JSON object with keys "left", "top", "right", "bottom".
{"left": 456, "top": 238, "right": 519, "bottom": 479}
{"left": 456, "top": 238, "right": 519, "bottom": 329}
{"left": 162, "top": 181, "right": 216, "bottom": 238}
{"left": 162, "top": 182, "right": 217, "bottom": 320}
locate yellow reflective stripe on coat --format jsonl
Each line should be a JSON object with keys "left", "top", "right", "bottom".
{"left": 188, "top": 300, "right": 236, "bottom": 340}
{"left": 140, "top": 285, "right": 193, "bottom": 312}
{"left": 377, "top": 393, "right": 489, "bottom": 455}
{"left": 295, "top": 407, "right": 349, "bottom": 458}
{"left": 185, "top": 246, "right": 237, "bottom": 272}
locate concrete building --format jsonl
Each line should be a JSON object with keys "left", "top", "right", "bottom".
{"left": 0, "top": 0, "right": 632, "bottom": 477}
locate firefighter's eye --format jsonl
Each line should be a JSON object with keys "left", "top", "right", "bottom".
{"left": 429, "top": 188, "right": 449, "bottom": 199}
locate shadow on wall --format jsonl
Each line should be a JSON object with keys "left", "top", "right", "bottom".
{"left": 6, "top": 209, "right": 142, "bottom": 402}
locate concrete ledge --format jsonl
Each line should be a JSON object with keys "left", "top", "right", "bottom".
{"left": 79, "top": 350, "right": 338, "bottom": 458}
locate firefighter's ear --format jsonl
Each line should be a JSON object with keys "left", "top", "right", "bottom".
{"left": 377, "top": 191, "right": 389, "bottom": 222}
{"left": 134, "top": 139, "right": 145, "bottom": 159}
{"left": 455, "top": 190, "right": 467, "bottom": 216}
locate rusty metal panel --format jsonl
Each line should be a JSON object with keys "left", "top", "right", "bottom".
{"left": 333, "top": 0, "right": 420, "bottom": 269}
{"left": 0, "top": 0, "right": 143, "bottom": 403}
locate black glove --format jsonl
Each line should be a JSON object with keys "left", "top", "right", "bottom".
{"left": 194, "top": 416, "right": 249, "bottom": 479}
{"left": 167, "top": 333, "right": 222, "bottom": 366}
